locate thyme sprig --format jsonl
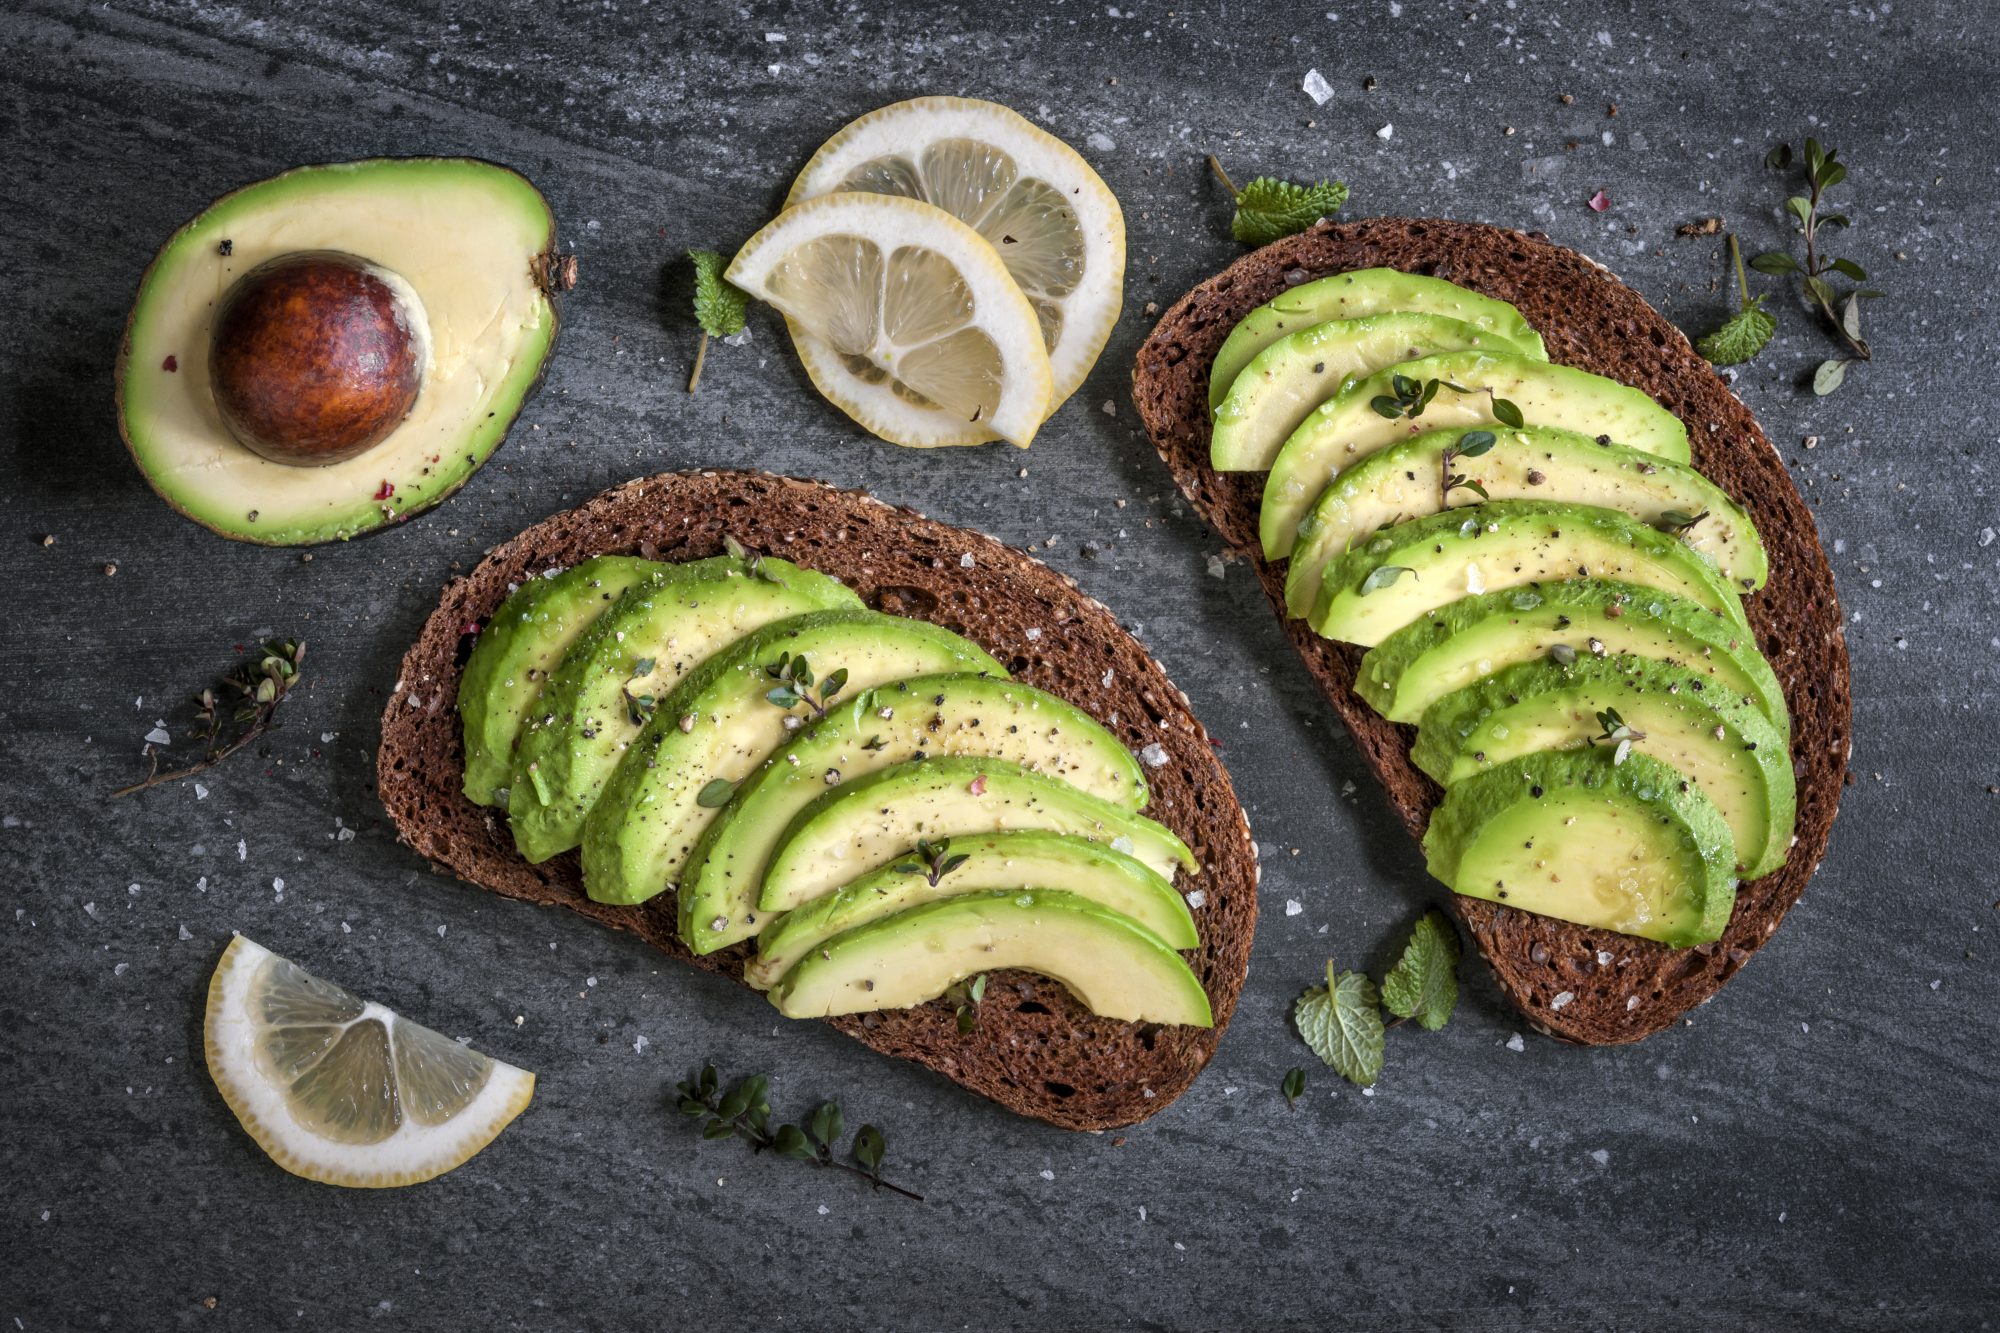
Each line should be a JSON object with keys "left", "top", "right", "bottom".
{"left": 1594, "top": 707, "right": 1647, "bottom": 765}
{"left": 674, "top": 1064, "right": 922, "bottom": 1202}
{"left": 894, "top": 837, "right": 969, "bottom": 887}
{"left": 1751, "top": 138, "right": 1883, "bottom": 394}
{"left": 764, "top": 653, "right": 848, "bottom": 718}
{"left": 1440, "top": 429, "right": 1497, "bottom": 507}
{"left": 1369, "top": 374, "right": 1524, "bottom": 429}
{"left": 109, "top": 640, "right": 305, "bottom": 798}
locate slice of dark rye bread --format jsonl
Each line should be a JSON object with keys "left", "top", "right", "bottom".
{"left": 1132, "top": 217, "right": 1850, "bottom": 1045}
{"left": 376, "top": 470, "right": 1256, "bottom": 1131}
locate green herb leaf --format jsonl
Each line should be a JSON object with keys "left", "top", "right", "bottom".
{"left": 809, "top": 1101, "right": 844, "bottom": 1150}
{"left": 1294, "top": 963, "right": 1385, "bottom": 1088}
{"left": 1657, "top": 509, "right": 1709, "bottom": 535}
{"left": 1748, "top": 251, "right": 1800, "bottom": 276}
{"left": 968, "top": 973, "right": 987, "bottom": 1003}
{"left": 702, "top": 1117, "right": 736, "bottom": 1140}
{"left": 821, "top": 667, "right": 850, "bottom": 702}
{"left": 853, "top": 1125, "right": 885, "bottom": 1174}
{"left": 1764, "top": 143, "right": 1793, "bottom": 170}
{"left": 772, "top": 1123, "right": 816, "bottom": 1160}
{"left": 690, "top": 249, "right": 748, "bottom": 339}
{"left": 1380, "top": 909, "right": 1462, "bottom": 1031}
{"left": 696, "top": 777, "right": 736, "bottom": 808}
{"left": 1454, "top": 430, "right": 1497, "bottom": 458}
{"left": 1697, "top": 300, "right": 1776, "bottom": 366}
{"left": 1280, "top": 1066, "right": 1307, "bottom": 1109}
{"left": 1828, "top": 257, "right": 1868, "bottom": 282}
{"left": 1490, "top": 397, "right": 1525, "bottom": 429}
{"left": 1358, "top": 565, "right": 1414, "bottom": 596}
{"left": 1813, "top": 358, "right": 1849, "bottom": 395}
{"left": 1549, "top": 643, "right": 1578, "bottom": 666}
{"left": 1231, "top": 176, "right": 1350, "bottom": 246}
{"left": 766, "top": 685, "right": 802, "bottom": 709}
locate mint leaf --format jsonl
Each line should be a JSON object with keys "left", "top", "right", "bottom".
{"left": 1232, "top": 177, "right": 1349, "bottom": 247}
{"left": 1697, "top": 299, "right": 1775, "bottom": 366}
{"left": 1294, "top": 962, "right": 1384, "bottom": 1087}
{"left": 1381, "top": 909, "right": 1462, "bottom": 1031}
{"left": 689, "top": 249, "right": 748, "bottom": 338}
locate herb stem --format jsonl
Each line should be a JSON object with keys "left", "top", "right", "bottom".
{"left": 108, "top": 722, "right": 274, "bottom": 799}
{"left": 688, "top": 331, "right": 710, "bottom": 393}
{"left": 1728, "top": 232, "right": 1751, "bottom": 307}
{"left": 1205, "top": 154, "right": 1238, "bottom": 198}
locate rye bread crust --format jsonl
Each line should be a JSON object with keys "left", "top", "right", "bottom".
{"left": 376, "top": 470, "right": 1255, "bottom": 1130}
{"left": 1131, "top": 218, "right": 1848, "bottom": 1044}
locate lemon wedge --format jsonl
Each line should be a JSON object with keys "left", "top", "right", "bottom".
{"left": 728, "top": 192, "right": 1054, "bottom": 448}
{"left": 782, "top": 96, "right": 1125, "bottom": 446}
{"left": 203, "top": 935, "right": 534, "bottom": 1187}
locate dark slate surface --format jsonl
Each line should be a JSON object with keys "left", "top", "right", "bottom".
{"left": 3, "top": 1, "right": 1996, "bottom": 1329}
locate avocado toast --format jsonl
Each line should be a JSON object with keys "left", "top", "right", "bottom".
{"left": 377, "top": 470, "right": 1255, "bottom": 1131}
{"left": 1132, "top": 218, "right": 1848, "bottom": 1044}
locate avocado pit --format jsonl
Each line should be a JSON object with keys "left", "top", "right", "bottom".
{"left": 210, "top": 250, "right": 430, "bottom": 466}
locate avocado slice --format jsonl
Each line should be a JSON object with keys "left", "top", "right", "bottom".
{"left": 679, "top": 674, "right": 1148, "bottom": 954}
{"left": 758, "top": 757, "right": 1196, "bottom": 915}
{"left": 768, "top": 890, "right": 1213, "bottom": 1026}
{"left": 578, "top": 611, "right": 1003, "bottom": 904}
{"left": 1357, "top": 579, "right": 1788, "bottom": 734}
{"left": 1283, "top": 425, "right": 1766, "bottom": 618}
{"left": 1207, "top": 268, "right": 1547, "bottom": 410}
{"left": 503, "top": 557, "right": 862, "bottom": 859}
{"left": 1423, "top": 748, "right": 1738, "bottom": 947}
{"left": 1210, "top": 313, "right": 1534, "bottom": 471}
{"left": 746, "top": 830, "right": 1197, "bottom": 990}
{"left": 1260, "top": 351, "right": 1692, "bottom": 559}
{"left": 458, "top": 556, "right": 660, "bottom": 806}
{"left": 1311, "top": 501, "right": 1750, "bottom": 647}
{"left": 1412, "top": 653, "right": 1795, "bottom": 879}
{"left": 118, "top": 159, "right": 570, "bottom": 544}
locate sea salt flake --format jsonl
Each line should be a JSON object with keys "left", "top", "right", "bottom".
{"left": 1505, "top": 1033, "right": 1526, "bottom": 1051}
{"left": 1284, "top": 899, "right": 1303, "bottom": 916}
{"left": 1184, "top": 889, "right": 1207, "bottom": 909}
{"left": 1590, "top": 1148, "right": 1610, "bottom": 1166}
{"left": 1301, "top": 68, "right": 1334, "bottom": 105}
{"left": 236, "top": 840, "right": 247, "bottom": 861}
{"left": 1087, "top": 132, "right": 1116, "bottom": 152}
{"left": 960, "top": 553, "right": 975, "bottom": 568}
{"left": 194, "top": 783, "right": 208, "bottom": 800}
{"left": 178, "top": 924, "right": 193, "bottom": 941}
{"left": 114, "top": 963, "right": 129, "bottom": 976}
{"left": 1376, "top": 123, "right": 1394, "bottom": 140}
{"left": 1039, "top": 1169, "right": 1055, "bottom": 1181}
{"left": 1139, "top": 742, "right": 1169, "bottom": 768}
{"left": 1550, "top": 990, "right": 1575, "bottom": 1010}
{"left": 633, "top": 1034, "right": 649, "bottom": 1054}
{"left": 144, "top": 727, "right": 171, "bottom": 746}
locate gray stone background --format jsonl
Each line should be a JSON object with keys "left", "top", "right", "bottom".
{"left": 3, "top": 1, "right": 1996, "bottom": 1328}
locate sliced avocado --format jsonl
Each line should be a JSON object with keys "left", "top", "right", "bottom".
{"left": 578, "top": 611, "right": 1002, "bottom": 903}
{"left": 118, "top": 159, "right": 570, "bottom": 544}
{"left": 758, "top": 757, "right": 1196, "bottom": 915}
{"left": 1423, "top": 748, "right": 1738, "bottom": 948}
{"left": 768, "top": 890, "right": 1213, "bottom": 1026}
{"left": 1311, "top": 502, "right": 1749, "bottom": 647}
{"left": 1260, "top": 351, "right": 1692, "bottom": 559}
{"left": 1207, "top": 268, "right": 1547, "bottom": 410}
{"left": 1411, "top": 653, "right": 1795, "bottom": 879}
{"left": 458, "top": 557, "right": 659, "bottom": 806}
{"left": 746, "top": 830, "right": 1197, "bottom": 990}
{"left": 1210, "top": 313, "right": 1533, "bottom": 471}
{"left": 1283, "top": 425, "right": 1766, "bottom": 617}
{"left": 505, "top": 557, "right": 861, "bottom": 860}
{"left": 680, "top": 674, "right": 1147, "bottom": 954}
{"left": 1357, "top": 579, "right": 1788, "bottom": 734}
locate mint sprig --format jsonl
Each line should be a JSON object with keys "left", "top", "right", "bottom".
{"left": 1697, "top": 233, "right": 1777, "bottom": 367}
{"left": 1290, "top": 911, "right": 1464, "bottom": 1089}
{"left": 1207, "top": 156, "right": 1349, "bottom": 246}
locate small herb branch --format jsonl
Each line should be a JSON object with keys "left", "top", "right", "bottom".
{"left": 109, "top": 639, "right": 305, "bottom": 798}
{"left": 675, "top": 1064, "right": 922, "bottom": 1202}
{"left": 1291, "top": 909, "right": 1461, "bottom": 1088}
{"left": 1207, "top": 155, "right": 1349, "bottom": 247}
{"left": 688, "top": 250, "right": 749, "bottom": 393}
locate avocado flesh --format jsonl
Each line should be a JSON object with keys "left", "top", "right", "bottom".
{"left": 758, "top": 757, "right": 1196, "bottom": 915}
{"left": 579, "top": 611, "right": 1003, "bottom": 906}
{"left": 769, "top": 890, "right": 1213, "bottom": 1026}
{"left": 1423, "top": 749, "right": 1737, "bottom": 948}
{"left": 1208, "top": 268, "right": 1548, "bottom": 411}
{"left": 119, "top": 159, "right": 563, "bottom": 545}
{"left": 1209, "top": 313, "right": 1532, "bottom": 471}
{"left": 459, "top": 556, "right": 660, "bottom": 806}
{"left": 680, "top": 674, "right": 1148, "bottom": 954}
{"left": 503, "top": 558, "right": 861, "bottom": 860}
{"left": 1412, "top": 654, "right": 1796, "bottom": 879}
{"left": 1283, "top": 425, "right": 1766, "bottom": 617}
{"left": 1260, "top": 351, "right": 1692, "bottom": 559}
{"left": 1311, "top": 501, "right": 1749, "bottom": 647}
{"left": 1357, "top": 579, "right": 1789, "bottom": 735}
{"left": 746, "top": 830, "right": 1197, "bottom": 990}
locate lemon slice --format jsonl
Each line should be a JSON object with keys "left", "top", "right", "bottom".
{"left": 729, "top": 191, "right": 1056, "bottom": 447}
{"left": 784, "top": 97, "right": 1124, "bottom": 443}
{"left": 204, "top": 935, "right": 534, "bottom": 1187}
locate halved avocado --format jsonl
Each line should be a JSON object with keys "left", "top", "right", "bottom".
{"left": 1356, "top": 579, "right": 1788, "bottom": 733}
{"left": 1311, "top": 502, "right": 1749, "bottom": 647}
{"left": 579, "top": 611, "right": 1003, "bottom": 905}
{"left": 1423, "top": 748, "right": 1738, "bottom": 948}
{"left": 746, "top": 830, "right": 1196, "bottom": 990}
{"left": 118, "top": 158, "right": 572, "bottom": 544}
{"left": 458, "top": 556, "right": 660, "bottom": 806}
{"left": 679, "top": 673, "right": 1147, "bottom": 954}
{"left": 504, "top": 557, "right": 861, "bottom": 860}
{"left": 758, "top": 757, "right": 1196, "bottom": 914}
{"left": 1260, "top": 351, "right": 1692, "bottom": 559}
{"left": 768, "top": 890, "right": 1213, "bottom": 1026}
{"left": 1208, "top": 268, "right": 1548, "bottom": 410}
{"left": 1210, "top": 313, "right": 1532, "bottom": 471}
{"left": 1283, "top": 425, "right": 1766, "bottom": 617}
{"left": 1411, "top": 653, "right": 1796, "bottom": 879}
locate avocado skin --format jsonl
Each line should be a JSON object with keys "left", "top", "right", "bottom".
{"left": 1422, "top": 748, "right": 1738, "bottom": 948}
{"left": 1357, "top": 578, "right": 1789, "bottom": 734}
{"left": 1411, "top": 652, "right": 1796, "bottom": 879}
